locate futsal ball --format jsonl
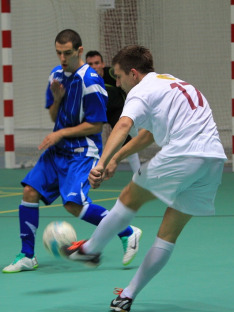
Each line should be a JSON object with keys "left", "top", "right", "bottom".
{"left": 43, "top": 221, "right": 77, "bottom": 257}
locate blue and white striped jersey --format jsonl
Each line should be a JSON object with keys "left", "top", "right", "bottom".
{"left": 45, "top": 64, "right": 108, "bottom": 158}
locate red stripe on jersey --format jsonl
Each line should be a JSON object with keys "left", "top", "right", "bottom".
{"left": 4, "top": 100, "right": 13, "bottom": 116}
{"left": 2, "top": 30, "right": 11, "bottom": 47}
{"left": 1, "top": 0, "right": 11, "bottom": 13}
{"left": 3, "top": 65, "right": 12, "bottom": 82}
{"left": 231, "top": 0, "right": 234, "bottom": 5}
{"left": 5, "top": 135, "right": 14, "bottom": 151}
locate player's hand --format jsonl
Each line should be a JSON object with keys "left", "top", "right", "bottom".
{"left": 104, "top": 159, "right": 118, "bottom": 180}
{"left": 38, "top": 131, "right": 63, "bottom": 150}
{"left": 50, "top": 79, "right": 66, "bottom": 102}
{"left": 89, "top": 165, "right": 105, "bottom": 189}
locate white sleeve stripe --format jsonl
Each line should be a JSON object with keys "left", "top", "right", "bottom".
{"left": 49, "top": 69, "right": 63, "bottom": 83}
{"left": 85, "top": 84, "right": 108, "bottom": 97}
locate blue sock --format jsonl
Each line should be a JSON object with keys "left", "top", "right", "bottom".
{"left": 80, "top": 203, "right": 133, "bottom": 238}
{"left": 19, "top": 201, "right": 39, "bottom": 258}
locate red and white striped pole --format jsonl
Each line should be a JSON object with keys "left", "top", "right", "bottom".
{"left": 1, "top": 0, "right": 15, "bottom": 168}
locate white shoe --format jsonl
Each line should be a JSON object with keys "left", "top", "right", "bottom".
{"left": 2, "top": 253, "right": 38, "bottom": 273}
{"left": 121, "top": 226, "right": 142, "bottom": 266}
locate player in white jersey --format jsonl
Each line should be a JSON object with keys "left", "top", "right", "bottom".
{"left": 61, "top": 45, "right": 227, "bottom": 312}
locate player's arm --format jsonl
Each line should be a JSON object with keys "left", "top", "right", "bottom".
{"left": 104, "top": 129, "right": 154, "bottom": 179}
{"left": 111, "top": 128, "right": 153, "bottom": 162}
{"left": 88, "top": 116, "right": 133, "bottom": 188}
{"left": 49, "top": 80, "right": 66, "bottom": 122}
{"left": 38, "top": 121, "right": 103, "bottom": 150}
{"left": 59, "top": 121, "right": 103, "bottom": 137}
{"left": 49, "top": 101, "right": 61, "bottom": 122}
{"left": 100, "top": 116, "right": 133, "bottom": 167}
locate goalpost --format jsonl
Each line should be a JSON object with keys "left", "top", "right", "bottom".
{"left": 1, "top": 0, "right": 15, "bottom": 168}
{"left": 0, "top": 0, "right": 232, "bottom": 169}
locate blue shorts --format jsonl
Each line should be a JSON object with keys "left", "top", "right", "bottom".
{"left": 22, "top": 147, "right": 98, "bottom": 205}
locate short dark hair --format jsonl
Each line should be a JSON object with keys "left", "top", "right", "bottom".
{"left": 85, "top": 50, "right": 103, "bottom": 62}
{"left": 112, "top": 45, "right": 154, "bottom": 74}
{"left": 55, "top": 29, "right": 82, "bottom": 50}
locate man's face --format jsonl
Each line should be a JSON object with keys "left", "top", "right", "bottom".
{"left": 55, "top": 41, "right": 79, "bottom": 73}
{"left": 86, "top": 55, "right": 105, "bottom": 77}
{"left": 114, "top": 64, "right": 136, "bottom": 94}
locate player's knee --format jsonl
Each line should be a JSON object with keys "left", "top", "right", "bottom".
{"left": 23, "top": 185, "right": 40, "bottom": 202}
{"left": 119, "top": 183, "right": 142, "bottom": 211}
{"left": 64, "top": 202, "right": 82, "bottom": 217}
{"left": 120, "top": 181, "right": 155, "bottom": 210}
{"left": 157, "top": 229, "right": 180, "bottom": 243}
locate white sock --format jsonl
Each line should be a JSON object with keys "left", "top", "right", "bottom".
{"left": 127, "top": 153, "right": 141, "bottom": 173}
{"left": 83, "top": 199, "right": 136, "bottom": 254}
{"left": 21, "top": 200, "right": 39, "bottom": 208}
{"left": 121, "top": 237, "right": 175, "bottom": 299}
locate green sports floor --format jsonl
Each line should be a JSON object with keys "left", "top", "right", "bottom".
{"left": 0, "top": 168, "right": 234, "bottom": 312}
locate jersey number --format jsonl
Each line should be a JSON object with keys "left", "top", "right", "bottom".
{"left": 170, "top": 82, "right": 203, "bottom": 110}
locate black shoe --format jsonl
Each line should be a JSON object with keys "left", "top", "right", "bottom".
{"left": 60, "top": 240, "right": 100, "bottom": 267}
{"left": 110, "top": 288, "right": 133, "bottom": 312}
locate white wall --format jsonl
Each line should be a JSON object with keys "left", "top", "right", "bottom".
{"left": 0, "top": 0, "right": 231, "bottom": 164}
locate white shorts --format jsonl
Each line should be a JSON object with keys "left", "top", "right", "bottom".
{"left": 132, "top": 153, "right": 225, "bottom": 216}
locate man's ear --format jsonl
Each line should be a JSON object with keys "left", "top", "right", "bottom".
{"left": 77, "top": 46, "right": 84, "bottom": 56}
{"left": 131, "top": 68, "right": 138, "bottom": 79}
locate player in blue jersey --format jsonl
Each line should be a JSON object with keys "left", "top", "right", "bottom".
{"left": 2, "top": 30, "right": 142, "bottom": 273}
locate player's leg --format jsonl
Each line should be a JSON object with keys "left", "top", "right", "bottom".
{"left": 65, "top": 200, "right": 142, "bottom": 266}
{"left": 2, "top": 185, "right": 40, "bottom": 273}
{"left": 110, "top": 157, "right": 225, "bottom": 310}
{"left": 110, "top": 209, "right": 191, "bottom": 311}
{"left": 62, "top": 154, "right": 186, "bottom": 263}
{"left": 62, "top": 155, "right": 135, "bottom": 236}
{"left": 65, "top": 201, "right": 132, "bottom": 240}
{"left": 117, "top": 208, "right": 191, "bottom": 301}
{"left": 157, "top": 207, "right": 192, "bottom": 242}
{"left": 20, "top": 185, "right": 40, "bottom": 257}
{"left": 61, "top": 158, "right": 157, "bottom": 262}
{"left": 62, "top": 181, "right": 156, "bottom": 262}
{"left": 62, "top": 155, "right": 143, "bottom": 265}
{"left": 2, "top": 149, "right": 60, "bottom": 273}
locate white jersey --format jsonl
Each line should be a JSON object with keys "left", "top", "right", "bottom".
{"left": 121, "top": 72, "right": 226, "bottom": 159}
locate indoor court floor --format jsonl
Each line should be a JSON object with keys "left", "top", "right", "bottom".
{"left": 0, "top": 168, "right": 234, "bottom": 312}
